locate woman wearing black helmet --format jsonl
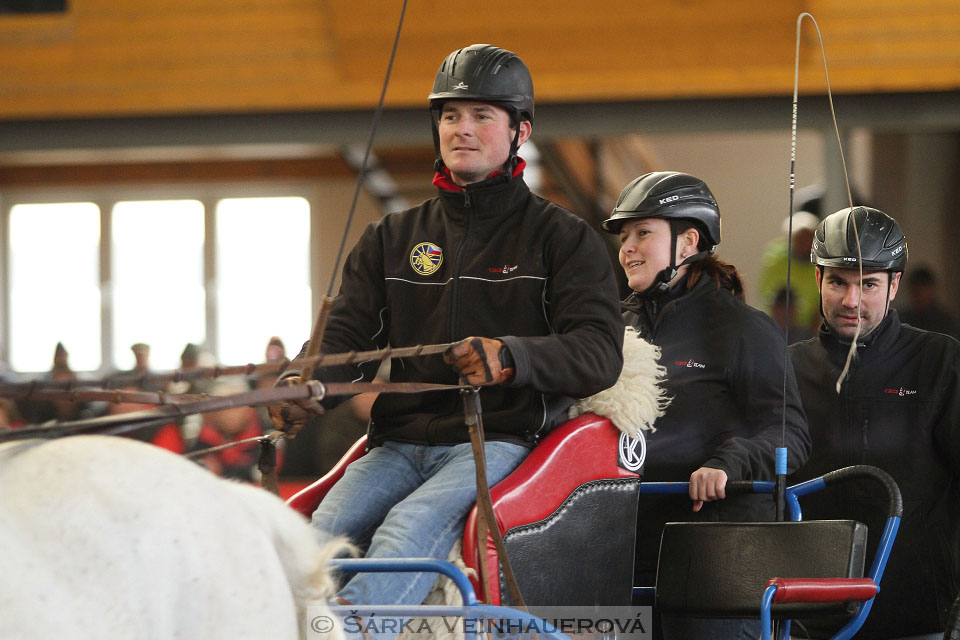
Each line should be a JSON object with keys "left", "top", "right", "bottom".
{"left": 602, "top": 172, "right": 810, "bottom": 639}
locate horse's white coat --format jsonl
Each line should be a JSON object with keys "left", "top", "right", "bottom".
{"left": 0, "top": 435, "right": 345, "bottom": 640}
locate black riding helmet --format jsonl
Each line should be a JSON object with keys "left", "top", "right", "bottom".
{"left": 601, "top": 172, "right": 721, "bottom": 294}
{"left": 428, "top": 44, "right": 534, "bottom": 174}
{"left": 811, "top": 206, "right": 908, "bottom": 272}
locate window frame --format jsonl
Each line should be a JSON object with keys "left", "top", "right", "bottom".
{"left": 0, "top": 179, "right": 325, "bottom": 375}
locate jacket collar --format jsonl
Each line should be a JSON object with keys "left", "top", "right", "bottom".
{"left": 622, "top": 273, "right": 711, "bottom": 311}
{"left": 432, "top": 157, "right": 527, "bottom": 192}
{"left": 818, "top": 309, "right": 902, "bottom": 357}
{"left": 622, "top": 274, "right": 715, "bottom": 333}
{"left": 434, "top": 159, "right": 530, "bottom": 220}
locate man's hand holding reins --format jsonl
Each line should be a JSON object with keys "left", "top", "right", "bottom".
{"left": 267, "top": 377, "right": 325, "bottom": 437}
{"left": 444, "top": 337, "right": 515, "bottom": 386}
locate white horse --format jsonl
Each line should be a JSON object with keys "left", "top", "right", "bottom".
{"left": 0, "top": 435, "right": 345, "bottom": 640}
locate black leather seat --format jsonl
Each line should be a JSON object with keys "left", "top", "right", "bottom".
{"left": 656, "top": 520, "right": 868, "bottom": 618}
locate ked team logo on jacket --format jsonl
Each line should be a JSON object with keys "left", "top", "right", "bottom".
{"left": 883, "top": 386, "right": 918, "bottom": 397}
{"left": 488, "top": 264, "right": 519, "bottom": 275}
{"left": 410, "top": 242, "right": 443, "bottom": 276}
{"left": 673, "top": 358, "right": 706, "bottom": 369}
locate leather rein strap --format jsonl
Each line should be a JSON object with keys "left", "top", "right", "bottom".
{"left": 460, "top": 386, "right": 526, "bottom": 609}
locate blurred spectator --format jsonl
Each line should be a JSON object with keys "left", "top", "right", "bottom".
{"left": 167, "top": 342, "right": 213, "bottom": 444}
{"left": 253, "top": 336, "right": 287, "bottom": 391}
{"left": 794, "top": 182, "right": 870, "bottom": 219}
{"left": 131, "top": 342, "right": 150, "bottom": 374}
{"left": 189, "top": 377, "right": 270, "bottom": 482}
{"left": 167, "top": 342, "right": 200, "bottom": 395}
{"left": 758, "top": 211, "right": 821, "bottom": 335}
{"left": 106, "top": 388, "right": 184, "bottom": 454}
{"left": 770, "top": 287, "right": 815, "bottom": 343}
{"left": 51, "top": 341, "right": 70, "bottom": 376}
{"left": 0, "top": 397, "right": 24, "bottom": 430}
{"left": 178, "top": 342, "right": 217, "bottom": 384}
{"left": 254, "top": 336, "right": 288, "bottom": 432}
{"left": 0, "top": 347, "right": 18, "bottom": 427}
{"left": 125, "top": 342, "right": 164, "bottom": 391}
{"left": 898, "top": 265, "right": 960, "bottom": 339}
{"left": 19, "top": 342, "right": 88, "bottom": 424}
{"left": 0, "top": 351, "right": 16, "bottom": 384}
{"left": 265, "top": 336, "right": 285, "bottom": 364}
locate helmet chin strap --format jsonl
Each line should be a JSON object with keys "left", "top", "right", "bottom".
{"left": 641, "top": 221, "right": 710, "bottom": 296}
{"left": 505, "top": 122, "right": 522, "bottom": 179}
{"left": 880, "top": 270, "right": 899, "bottom": 322}
{"left": 882, "top": 278, "right": 891, "bottom": 319}
{"left": 648, "top": 266, "right": 679, "bottom": 295}
{"left": 431, "top": 110, "right": 444, "bottom": 172}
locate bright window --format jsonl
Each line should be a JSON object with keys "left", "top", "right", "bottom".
{"left": 8, "top": 203, "right": 102, "bottom": 372}
{"left": 112, "top": 200, "right": 206, "bottom": 371}
{"left": 215, "top": 197, "right": 311, "bottom": 365}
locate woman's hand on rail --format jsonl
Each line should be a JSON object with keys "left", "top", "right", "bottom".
{"left": 689, "top": 467, "right": 728, "bottom": 512}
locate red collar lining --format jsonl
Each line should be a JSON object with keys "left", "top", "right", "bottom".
{"left": 433, "top": 158, "right": 527, "bottom": 192}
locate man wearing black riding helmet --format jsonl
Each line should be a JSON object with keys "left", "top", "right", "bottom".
{"left": 790, "top": 207, "right": 960, "bottom": 639}
{"left": 603, "top": 171, "right": 810, "bottom": 640}
{"left": 269, "top": 44, "right": 623, "bottom": 618}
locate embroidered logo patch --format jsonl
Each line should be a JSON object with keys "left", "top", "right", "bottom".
{"left": 883, "top": 387, "right": 917, "bottom": 397}
{"left": 673, "top": 359, "right": 706, "bottom": 369}
{"left": 487, "top": 264, "right": 519, "bottom": 274}
{"left": 410, "top": 242, "right": 443, "bottom": 276}
{"left": 618, "top": 431, "right": 646, "bottom": 473}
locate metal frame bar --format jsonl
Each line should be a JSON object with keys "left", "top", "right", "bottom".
{"left": 329, "top": 558, "right": 571, "bottom": 640}
{"left": 2, "top": 93, "right": 960, "bottom": 156}
{"left": 641, "top": 471, "right": 902, "bottom": 640}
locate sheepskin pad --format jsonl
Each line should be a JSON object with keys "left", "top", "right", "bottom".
{"left": 569, "top": 326, "right": 669, "bottom": 437}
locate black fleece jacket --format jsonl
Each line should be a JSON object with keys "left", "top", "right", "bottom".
{"left": 626, "top": 275, "right": 810, "bottom": 581}
{"left": 790, "top": 311, "right": 960, "bottom": 637}
{"left": 292, "top": 170, "right": 623, "bottom": 448}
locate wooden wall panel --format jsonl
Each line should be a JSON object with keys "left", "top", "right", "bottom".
{"left": 0, "top": 0, "right": 958, "bottom": 120}
{"left": 802, "top": 1, "right": 960, "bottom": 92}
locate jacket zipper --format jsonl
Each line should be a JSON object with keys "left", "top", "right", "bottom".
{"left": 860, "top": 414, "right": 870, "bottom": 464}
{"left": 449, "top": 194, "right": 471, "bottom": 342}
{"left": 651, "top": 297, "right": 680, "bottom": 340}
{"left": 436, "top": 192, "right": 473, "bottom": 442}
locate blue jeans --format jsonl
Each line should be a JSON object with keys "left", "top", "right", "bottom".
{"left": 312, "top": 440, "right": 529, "bottom": 606}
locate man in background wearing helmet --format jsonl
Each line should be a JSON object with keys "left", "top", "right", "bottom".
{"left": 790, "top": 207, "right": 960, "bottom": 639}
{"left": 602, "top": 171, "right": 809, "bottom": 640}
{"left": 270, "top": 44, "right": 623, "bottom": 614}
